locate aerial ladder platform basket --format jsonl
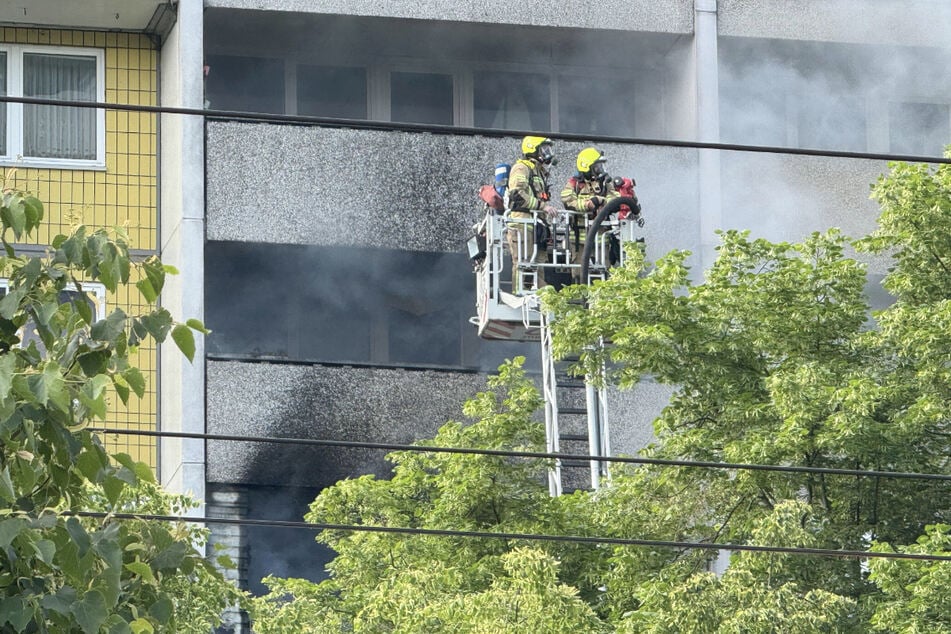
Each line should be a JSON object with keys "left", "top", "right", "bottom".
{"left": 468, "top": 196, "right": 644, "bottom": 494}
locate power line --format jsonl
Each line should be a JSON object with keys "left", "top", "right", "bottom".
{"left": 90, "top": 427, "right": 951, "bottom": 483}
{"left": 70, "top": 511, "right": 951, "bottom": 563}
{"left": 2, "top": 95, "right": 950, "bottom": 165}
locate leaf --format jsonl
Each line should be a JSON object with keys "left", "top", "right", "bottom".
{"left": 0, "top": 518, "right": 26, "bottom": 548}
{"left": 32, "top": 538, "right": 56, "bottom": 565}
{"left": 185, "top": 318, "right": 211, "bottom": 335}
{"left": 133, "top": 460, "right": 155, "bottom": 484}
{"left": 23, "top": 196, "right": 43, "bottom": 232}
{"left": 71, "top": 589, "right": 108, "bottom": 634}
{"left": 130, "top": 617, "right": 154, "bottom": 634}
{"left": 0, "top": 287, "right": 25, "bottom": 320}
{"left": 91, "top": 309, "right": 127, "bottom": 343}
{"left": 40, "top": 585, "right": 78, "bottom": 615}
{"left": 152, "top": 542, "right": 189, "bottom": 572}
{"left": 148, "top": 595, "right": 173, "bottom": 624}
{"left": 77, "top": 349, "right": 111, "bottom": 377}
{"left": 142, "top": 257, "right": 166, "bottom": 298}
{"left": 74, "top": 293, "right": 93, "bottom": 325}
{"left": 171, "top": 325, "right": 195, "bottom": 362}
{"left": 113, "top": 376, "right": 130, "bottom": 405}
{"left": 97, "top": 243, "right": 120, "bottom": 292}
{"left": 0, "top": 467, "right": 15, "bottom": 503}
{"left": 43, "top": 362, "right": 71, "bottom": 413}
{"left": 77, "top": 449, "right": 107, "bottom": 481}
{"left": 65, "top": 517, "right": 92, "bottom": 558}
{"left": 0, "top": 596, "right": 32, "bottom": 632}
{"left": 0, "top": 353, "right": 14, "bottom": 399}
{"left": 138, "top": 309, "right": 173, "bottom": 342}
{"left": 135, "top": 278, "right": 157, "bottom": 303}
{"left": 125, "top": 560, "right": 157, "bottom": 584}
{"left": 123, "top": 367, "right": 146, "bottom": 399}
{"left": 2, "top": 197, "right": 26, "bottom": 238}
{"left": 79, "top": 375, "right": 111, "bottom": 420}
{"left": 103, "top": 475, "right": 125, "bottom": 507}
{"left": 104, "top": 615, "right": 134, "bottom": 634}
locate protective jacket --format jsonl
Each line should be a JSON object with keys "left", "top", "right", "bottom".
{"left": 560, "top": 174, "right": 618, "bottom": 228}
{"left": 506, "top": 159, "right": 550, "bottom": 212}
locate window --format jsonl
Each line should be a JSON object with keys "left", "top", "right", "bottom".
{"left": 0, "top": 52, "right": 6, "bottom": 153}
{"left": 558, "top": 75, "right": 637, "bottom": 137}
{"left": 205, "top": 54, "right": 285, "bottom": 115}
{"left": 889, "top": 102, "right": 950, "bottom": 157}
{"left": 474, "top": 70, "right": 550, "bottom": 131}
{"left": 0, "top": 45, "right": 105, "bottom": 167}
{"left": 0, "top": 280, "right": 106, "bottom": 353}
{"left": 390, "top": 71, "right": 452, "bottom": 125}
{"left": 798, "top": 95, "right": 866, "bottom": 153}
{"left": 204, "top": 242, "right": 537, "bottom": 371}
{"left": 298, "top": 65, "right": 367, "bottom": 119}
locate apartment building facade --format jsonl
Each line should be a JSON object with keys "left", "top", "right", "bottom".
{"left": 4, "top": 0, "right": 950, "bottom": 620}
{"left": 0, "top": 2, "right": 167, "bottom": 467}
{"left": 193, "top": 0, "right": 950, "bottom": 600}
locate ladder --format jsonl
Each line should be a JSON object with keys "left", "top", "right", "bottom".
{"left": 540, "top": 310, "right": 611, "bottom": 495}
{"left": 472, "top": 198, "right": 644, "bottom": 495}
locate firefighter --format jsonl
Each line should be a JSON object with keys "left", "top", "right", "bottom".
{"left": 506, "top": 135, "right": 557, "bottom": 292}
{"left": 560, "top": 147, "right": 618, "bottom": 283}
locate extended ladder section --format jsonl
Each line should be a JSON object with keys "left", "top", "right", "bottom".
{"left": 469, "top": 199, "right": 642, "bottom": 495}
{"left": 540, "top": 312, "right": 611, "bottom": 494}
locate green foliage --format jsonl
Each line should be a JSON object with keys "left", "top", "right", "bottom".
{"left": 254, "top": 156, "right": 951, "bottom": 632}
{"left": 868, "top": 524, "right": 951, "bottom": 633}
{"left": 0, "top": 185, "right": 240, "bottom": 632}
{"left": 252, "top": 359, "right": 605, "bottom": 632}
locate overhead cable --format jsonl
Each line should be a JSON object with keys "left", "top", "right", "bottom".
{"left": 1, "top": 95, "right": 949, "bottom": 165}
{"left": 90, "top": 427, "right": 951, "bottom": 483}
{"left": 70, "top": 511, "right": 951, "bottom": 563}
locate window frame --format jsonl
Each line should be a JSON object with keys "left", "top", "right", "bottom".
{"left": 0, "top": 279, "right": 107, "bottom": 351}
{"left": 0, "top": 44, "right": 106, "bottom": 170}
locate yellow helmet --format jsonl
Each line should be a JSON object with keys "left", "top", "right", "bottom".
{"left": 576, "top": 147, "right": 605, "bottom": 175}
{"left": 521, "top": 135, "right": 553, "bottom": 162}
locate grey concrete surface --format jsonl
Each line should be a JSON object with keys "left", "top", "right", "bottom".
{"left": 718, "top": 0, "right": 951, "bottom": 49}
{"left": 206, "top": 360, "right": 671, "bottom": 487}
{"left": 206, "top": 361, "right": 490, "bottom": 485}
{"left": 720, "top": 153, "right": 892, "bottom": 274}
{"left": 203, "top": 0, "right": 694, "bottom": 34}
{"left": 205, "top": 122, "right": 701, "bottom": 269}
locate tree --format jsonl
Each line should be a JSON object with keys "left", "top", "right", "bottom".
{"left": 252, "top": 155, "right": 951, "bottom": 632}
{"left": 0, "top": 184, "right": 243, "bottom": 633}
{"left": 252, "top": 359, "right": 607, "bottom": 633}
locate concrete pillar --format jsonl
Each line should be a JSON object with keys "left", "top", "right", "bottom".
{"left": 159, "top": 0, "right": 207, "bottom": 512}
{"left": 207, "top": 486, "right": 250, "bottom": 633}
{"left": 696, "top": 0, "right": 722, "bottom": 271}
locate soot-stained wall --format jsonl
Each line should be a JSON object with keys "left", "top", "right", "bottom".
{"left": 206, "top": 361, "right": 490, "bottom": 486}
{"left": 205, "top": 121, "right": 699, "bottom": 263}
{"left": 205, "top": 361, "right": 674, "bottom": 487}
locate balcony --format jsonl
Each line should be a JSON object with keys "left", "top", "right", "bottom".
{"left": 0, "top": 1, "right": 167, "bottom": 32}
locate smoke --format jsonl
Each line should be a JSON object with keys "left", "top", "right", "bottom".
{"left": 204, "top": 241, "right": 539, "bottom": 370}
{"left": 719, "top": 37, "right": 950, "bottom": 156}
{"left": 717, "top": 35, "right": 949, "bottom": 249}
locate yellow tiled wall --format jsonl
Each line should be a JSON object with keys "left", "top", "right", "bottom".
{"left": 3, "top": 28, "right": 159, "bottom": 468}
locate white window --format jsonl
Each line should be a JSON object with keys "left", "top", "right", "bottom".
{"left": 0, "top": 279, "right": 107, "bottom": 354}
{"left": 0, "top": 45, "right": 105, "bottom": 169}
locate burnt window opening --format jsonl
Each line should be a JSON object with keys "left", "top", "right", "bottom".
{"left": 204, "top": 241, "right": 537, "bottom": 371}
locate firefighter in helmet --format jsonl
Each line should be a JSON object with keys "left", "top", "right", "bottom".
{"left": 560, "top": 147, "right": 618, "bottom": 283}
{"left": 506, "top": 135, "right": 557, "bottom": 292}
